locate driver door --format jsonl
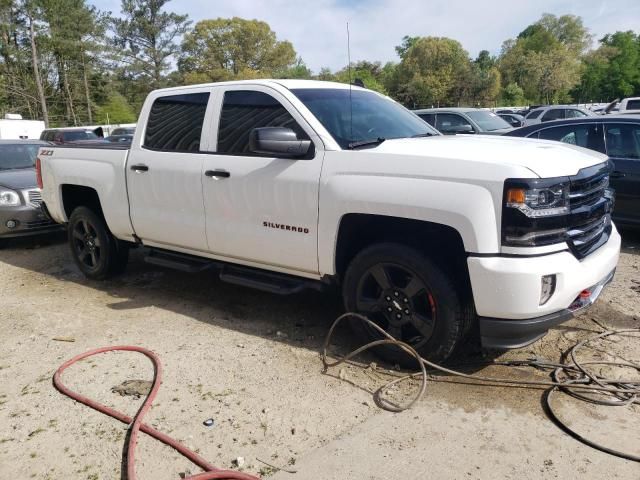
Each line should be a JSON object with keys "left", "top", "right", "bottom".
{"left": 201, "top": 86, "right": 324, "bottom": 274}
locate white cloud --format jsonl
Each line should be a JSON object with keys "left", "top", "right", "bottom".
{"left": 93, "top": 0, "right": 640, "bottom": 72}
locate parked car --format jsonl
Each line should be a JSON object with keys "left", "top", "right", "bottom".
{"left": 414, "top": 108, "right": 514, "bottom": 135}
{"left": 603, "top": 97, "right": 640, "bottom": 115}
{"left": 523, "top": 106, "right": 595, "bottom": 126}
{"left": 106, "top": 127, "right": 135, "bottom": 144}
{"left": 504, "top": 115, "right": 640, "bottom": 227}
{"left": 39, "top": 80, "right": 619, "bottom": 364}
{"left": 40, "top": 127, "right": 107, "bottom": 144}
{"left": 0, "top": 140, "right": 60, "bottom": 246}
{"left": 498, "top": 113, "right": 525, "bottom": 128}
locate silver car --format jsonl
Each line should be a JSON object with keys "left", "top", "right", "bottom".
{"left": 523, "top": 106, "right": 595, "bottom": 126}
{"left": 0, "top": 140, "right": 61, "bottom": 246}
{"left": 413, "top": 108, "right": 514, "bottom": 135}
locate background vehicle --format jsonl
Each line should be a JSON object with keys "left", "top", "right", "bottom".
{"left": 0, "top": 114, "right": 45, "bottom": 140}
{"left": 0, "top": 140, "right": 60, "bottom": 246}
{"left": 604, "top": 97, "right": 640, "bottom": 115}
{"left": 40, "top": 127, "right": 108, "bottom": 144}
{"left": 523, "top": 106, "right": 595, "bottom": 126}
{"left": 39, "top": 80, "right": 619, "bottom": 364}
{"left": 498, "top": 113, "right": 525, "bottom": 128}
{"left": 106, "top": 127, "right": 135, "bottom": 144}
{"left": 505, "top": 115, "right": 640, "bottom": 227}
{"left": 414, "top": 108, "right": 513, "bottom": 135}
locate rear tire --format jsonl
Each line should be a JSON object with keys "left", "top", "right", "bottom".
{"left": 342, "top": 243, "right": 472, "bottom": 366}
{"left": 68, "top": 206, "right": 129, "bottom": 280}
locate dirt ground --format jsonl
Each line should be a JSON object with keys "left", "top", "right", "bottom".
{"left": 0, "top": 229, "right": 638, "bottom": 479}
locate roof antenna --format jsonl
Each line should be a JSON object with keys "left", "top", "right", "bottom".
{"left": 347, "top": 22, "right": 353, "bottom": 142}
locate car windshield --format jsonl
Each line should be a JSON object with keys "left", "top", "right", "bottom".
{"left": 291, "top": 88, "right": 439, "bottom": 149}
{"left": 465, "top": 110, "right": 511, "bottom": 131}
{"left": 0, "top": 144, "right": 41, "bottom": 170}
{"left": 63, "top": 130, "right": 99, "bottom": 141}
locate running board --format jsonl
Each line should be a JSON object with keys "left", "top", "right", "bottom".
{"left": 144, "top": 249, "right": 214, "bottom": 273}
{"left": 219, "top": 265, "right": 322, "bottom": 295}
{"left": 144, "top": 248, "right": 322, "bottom": 294}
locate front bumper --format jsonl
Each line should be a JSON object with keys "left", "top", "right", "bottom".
{"left": 478, "top": 268, "right": 615, "bottom": 348}
{"left": 0, "top": 203, "right": 61, "bottom": 239}
{"left": 468, "top": 224, "right": 621, "bottom": 349}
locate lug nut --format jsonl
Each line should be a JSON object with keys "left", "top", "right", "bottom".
{"left": 404, "top": 309, "right": 410, "bottom": 315}
{"left": 385, "top": 296, "right": 391, "bottom": 301}
{"left": 394, "top": 292, "right": 399, "bottom": 297}
{"left": 403, "top": 297, "right": 409, "bottom": 303}
{"left": 395, "top": 314, "right": 402, "bottom": 320}
{"left": 387, "top": 307, "right": 393, "bottom": 312}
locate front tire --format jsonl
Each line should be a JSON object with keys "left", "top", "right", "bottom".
{"left": 343, "top": 243, "right": 472, "bottom": 365}
{"left": 68, "top": 206, "right": 128, "bottom": 280}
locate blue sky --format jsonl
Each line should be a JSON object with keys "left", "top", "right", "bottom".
{"left": 90, "top": 0, "right": 640, "bottom": 72}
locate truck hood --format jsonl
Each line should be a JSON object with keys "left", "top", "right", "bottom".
{"left": 0, "top": 168, "right": 36, "bottom": 190}
{"left": 374, "top": 135, "right": 607, "bottom": 178}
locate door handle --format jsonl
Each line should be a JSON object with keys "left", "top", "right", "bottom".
{"left": 610, "top": 171, "right": 626, "bottom": 179}
{"left": 130, "top": 164, "right": 149, "bottom": 173}
{"left": 205, "top": 169, "right": 230, "bottom": 178}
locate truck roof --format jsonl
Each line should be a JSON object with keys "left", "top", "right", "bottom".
{"left": 151, "top": 79, "right": 366, "bottom": 94}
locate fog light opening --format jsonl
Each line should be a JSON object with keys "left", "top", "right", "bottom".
{"left": 6, "top": 219, "right": 18, "bottom": 229}
{"left": 540, "top": 274, "right": 556, "bottom": 306}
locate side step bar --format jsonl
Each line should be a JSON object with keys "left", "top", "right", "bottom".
{"left": 144, "top": 248, "right": 323, "bottom": 295}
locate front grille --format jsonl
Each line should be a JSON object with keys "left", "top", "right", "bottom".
{"left": 569, "top": 173, "right": 609, "bottom": 208}
{"left": 27, "top": 189, "right": 43, "bottom": 208}
{"left": 566, "top": 163, "right": 613, "bottom": 259}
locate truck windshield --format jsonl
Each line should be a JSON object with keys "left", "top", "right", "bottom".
{"left": 0, "top": 144, "right": 40, "bottom": 170}
{"left": 291, "top": 88, "right": 439, "bottom": 149}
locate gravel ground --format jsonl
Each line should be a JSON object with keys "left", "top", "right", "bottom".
{"left": 0, "top": 229, "right": 638, "bottom": 479}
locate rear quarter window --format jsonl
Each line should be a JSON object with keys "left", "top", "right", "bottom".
{"left": 144, "top": 92, "right": 210, "bottom": 152}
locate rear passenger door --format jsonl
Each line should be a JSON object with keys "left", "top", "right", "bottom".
{"left": 201, "top": 86, "right": 323, "bottom": 273}
{"left": 604, "top": 123, "right": 640, "bottom": 225}
{"left": 541, "top": 108, "right": 564, "bottom": 122}
{"left": 435, "top": 113, "right": 475, "bottom": 134}
{"left": 127, "top": 90, "right": 212, "bottom": 251}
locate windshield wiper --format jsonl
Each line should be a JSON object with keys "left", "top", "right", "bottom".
{"left": 410, "top": 133, "right": 437, "bottom": 138}
{"left": 348, "top": 137, "right": 386, "bottom": 149}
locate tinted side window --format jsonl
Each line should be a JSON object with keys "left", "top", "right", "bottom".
{"left": 435, "top": 113, "right": 471, "bottom": 130}
{"left": 144, "top": 92, "right": 210, "bottom": 152}
{"left": 526, "top": 109, "right": 543, "bottom": 119}
{"left": 541, "top": 109, "right": 564, "bottom": 122}
{"left": 626, "top": 100, "right": 640, "bottom": 110}
{"left": 538, "top": 124, "right": 603, "bottom": 151}
{"left": 566, "top": 109, "right": 587, "bottom": 119}
{"left": 418, "top": 113, "right": 436, "bottom": 126}
{"left": 605, "top": 124, "right": 640, "bottom": 159}
{"left": 218, "top": 90, "right": 308, "bottom": 155}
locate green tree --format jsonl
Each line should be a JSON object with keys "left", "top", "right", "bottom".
{"left": 499, "top": 13, "right": 586, "bottom": 103}
{"left": 392, "top": 36, "right": 472, "bottom": 107}
{"left": 179, "top": 17, "right": 297, "bottom": 83}
{"left": 111, "top": 0, "right": 190, "bottom": 92}
{"left": 332, "top": 60, "right": 390, "bottom": 93}
{"left": 501, "top": 82, "right": 525, "bottom": 106}
{"left": 395, "top": 35, "right": 419, "bottom": 60}
{"left": 598, "top": 31, "right": 640, "bottom": 98}
{"left": 94, "top": 91, "right": 136, "bottom": 124}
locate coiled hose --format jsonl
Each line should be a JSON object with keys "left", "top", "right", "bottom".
{"left": 53, "top": 346, "right": 260, "bottom": 480}
{"left": 322, "top": 313, "right": 640, "bottom": 462}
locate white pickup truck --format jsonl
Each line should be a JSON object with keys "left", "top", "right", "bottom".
{"left": 38, "top": 80, "right": 620, "bottom": 363}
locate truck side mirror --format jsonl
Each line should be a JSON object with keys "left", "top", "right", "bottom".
{"left": 249, "top": 127, "right": 312, "bottom": 158}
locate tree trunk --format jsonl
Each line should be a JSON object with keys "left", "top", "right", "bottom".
{"left": 61, "top": 60, "right": 78, "bottom": 126}
{"left": 28, "top": 14, "right": 49, "bottom": 127}
{"left": 82, "top": 54, "right": 93, "bottom": 124}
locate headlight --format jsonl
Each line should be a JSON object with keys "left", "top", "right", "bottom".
{"left": 0, "top": 189, "right": 20, "bottom": 206}
{"left": 505, "top": 183, "right": 569, "bottom": 217}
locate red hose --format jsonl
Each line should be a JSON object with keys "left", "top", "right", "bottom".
{"left": 53, "top": 346, "right": 260, "bottom": 480}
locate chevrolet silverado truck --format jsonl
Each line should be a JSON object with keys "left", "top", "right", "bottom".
{"left": 38, "top": 80, "right": 621, "bottom": 363}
